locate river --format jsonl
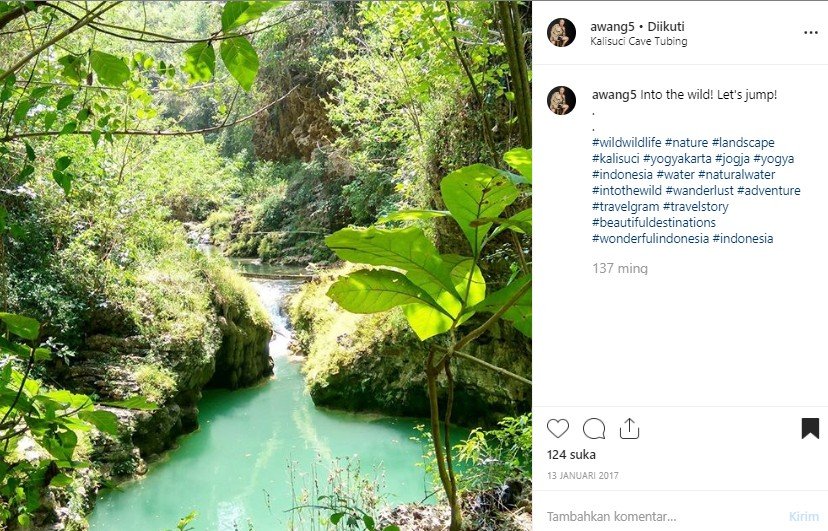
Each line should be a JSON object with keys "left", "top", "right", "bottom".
{"left": 88, "top": 264, "right": 431, "bottom": 530}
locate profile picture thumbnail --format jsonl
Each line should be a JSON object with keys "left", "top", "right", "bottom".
{"left": 548, "top": 18, "right": 575, "bottom": 47}
{"left": 548, "top": 86, "right": 576, "bottom": 115}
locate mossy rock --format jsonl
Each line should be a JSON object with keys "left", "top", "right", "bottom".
{"left": 290, "top": 269, "right": 530, "bottom": 427}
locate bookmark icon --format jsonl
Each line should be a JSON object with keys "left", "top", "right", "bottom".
{"left": 802, "top": 418, "right": 820, "bottom": 439}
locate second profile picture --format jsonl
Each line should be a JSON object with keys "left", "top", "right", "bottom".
{"left": 548, "top": 86, "right": 576, "bottom": 115}
{"left": 548, "top": 18, "right": 575, "bottom": 47}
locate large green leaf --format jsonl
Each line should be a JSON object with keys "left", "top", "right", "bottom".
{"left": 442, "top": 254, "right": 486, "bottom": 329}
{"left": 30, "top": 86, "right": 50, "bottom": 100}
{"left": 403, "top": 303, "right": 454, "bottom": 340}
{"left": 0, "top": 312, "right": 40, "bottom": 340}
{"left": 40, "top": 429, "right": 78, "bottom": 461}
{"left": 90, "top": 51, "right": 130, "bottom": 87}
{"left": 52, "top": 170, "right": 72, "bottom": 195}
{"left": 55, "top": 156, "right": 72, "bottom": 171}
{"left": 101, "top": 396, "right": 158, "bottom": 411}
{"left": 56, "top": 93, "right": 74, "bottom": 110}
{"left": 60, "top": 121, "right": 77, "bottom": 135}
{"left": 17, "top": 165, "right": 33, "bottom": 182}
{"left": 79, "top": 410, "right": 119, "bottom": 436}
{"left": 43, "top": 111, "right": 57, "bottom": 130}
{"left": 57, "top": 55, "right": 83, "bottom": 85}
{"left": 0, "top": 74, "right": 15, "bottom": 102}
{"left": 0, "top": 387, "right": 32, "bottom": 411}
{"left": 220, "top": 35, "right": 259, "bottom": 91}
{"left": 34, "top": 347, "right": 51, "bottom": 361}
{"left": 480, "top": 208, "right": 533, "bottom": 243}
{"left": 470, "top": 275, "right": 531, "bottom": 337}
{"left": 325, "top": 226, "right": 461, "bottom": 314}
{"left": 0, "top": 335, "right": 30, "bottom": 358}
{"left": 378, "top": 209, "right": 449, "bottom": 223}
{"left": 443, "top": 255, "right": 486, "bottom": 308}
{"left": 221, "top": 1, "right": 285, "bottom": 32}
{"left": 40, "top": 389, "right": 92, "bottom": 409}
{"left": 505, "top": 208, "right": 532, "bottom": 233}
{"left": 183, "top": 41, "right": 215, "bottom": 83}
{"left": 503, "top": 147, "right": 532, "bottom": 183}
{"left": 50, "top": 474, "right": 74, "bottom": 487}
{"left": 440, "top": 164, "right": 519, "bottom": 257}
{"left": 327, "top": 269, "right": 446, "bottom": 315}
{"left": 13, "top": 99, "right": 31, "bottom": 123}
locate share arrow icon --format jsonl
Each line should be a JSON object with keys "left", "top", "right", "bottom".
{"left": 620, "top": 418, "right": 640, "bottom": 440}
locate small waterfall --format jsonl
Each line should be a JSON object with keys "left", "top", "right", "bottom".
{"left": 248, "top": 279, "right": 302, "bottom": 360}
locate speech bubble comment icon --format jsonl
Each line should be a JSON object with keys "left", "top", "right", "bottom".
{"left": 583, "top": 418, "right": 606, "bottom": 439}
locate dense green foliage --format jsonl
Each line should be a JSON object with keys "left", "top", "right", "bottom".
{"left": 210, "top": 1, "right": 531, "bottom": 267}
{"left": 455, "top": 413, "right": 532, "bottom": 492}
{"left": 0, "top": 312, "right": 155, "bottom": 527}
{"left": 284, "top": 4, "right": 532, "bottom": 529}
{"left": 324, "top": 151, "right": 532, "bottom": 529}
{"left": 326, "top": 151, "right": 531, "bottom": 340}
{"left": 1, "top": 125, "right": 271, "bottom": 529}
{"left": 1, "top": 1, "right": 531, "bottom": 528}
{"left": 1, "top": 2, "right": 280, "bottom": 526}
{"left": 413, "top": 412, "right": 531, "bottom": 494}
{"left": 7, "top": 134, "right": 246, "bottom": 350}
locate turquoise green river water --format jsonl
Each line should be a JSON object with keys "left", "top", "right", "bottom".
{"left": 88, "top": 275, "right": 431, "bottom": 530}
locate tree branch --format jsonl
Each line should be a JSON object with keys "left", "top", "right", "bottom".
{"left": 0, "top": 1, "right": 46, "bottom": 31}
{"left": 442, "top": 360, "right": 459, "bottom": 509}
{"left": 16, "top": 79, "right": 226, "bottom": 93}
{"left": 0, "top": 1, "right": 122, "bottom": 84}
{"left": 0, "top": 347, "right": 35, "bottom": 429}
{"left": 0, "top": 86, "right": 297, "bottom": 142}
{"left": 451, "top": 348, "right": 531, "bottom": 385}
{"left": 46, "top": 2, "right": 301, "bottom": 44}
{"left": 444, "top": 1, "right": 499, "bottom": 166}
{"left": 425, "top": 349, "right": 453, "bottom": 506}
{"left": 455, "top": 278, "right": 531, "bottom": 352}
{"left": 0, "top": 23, "right": 48, "bottom": 36}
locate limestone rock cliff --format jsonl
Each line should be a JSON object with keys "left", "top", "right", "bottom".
{"left": 58, "top": 265, "right": 272, "bottom": 471}
{"left": 289, "top": 274, "right": 530, "bottom": 427}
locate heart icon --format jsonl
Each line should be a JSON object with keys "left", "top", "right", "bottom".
{"left": 547, "top": 418, "right": 569, "bottom": 438}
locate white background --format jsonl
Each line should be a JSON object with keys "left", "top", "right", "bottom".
{"left": 533, "top": 3, "right": 828, "bottom": 529}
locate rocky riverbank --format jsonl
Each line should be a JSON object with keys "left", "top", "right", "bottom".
{"left": 379, "top": 482, "right": 532, "bottom": 531}
{"left": 33, "top": 260, "right": 273, "bottom": 530}
{"left": 288, "top": 269, "right": 531, "bottom": 427}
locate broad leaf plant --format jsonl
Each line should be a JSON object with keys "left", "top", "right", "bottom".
{"left": 325, "top": 147, "right": 532, "bottom": 530}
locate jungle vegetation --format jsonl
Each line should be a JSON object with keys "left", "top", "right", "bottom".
{"left": 0, "top": 2, "right": 532, "bottom": 529}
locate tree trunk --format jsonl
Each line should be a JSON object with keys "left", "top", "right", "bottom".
{"left": 498, "top": 1, "right": 531, "bottom": 148}
{"left": 426, "top": 352, "right": 463, "bottom": 530}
